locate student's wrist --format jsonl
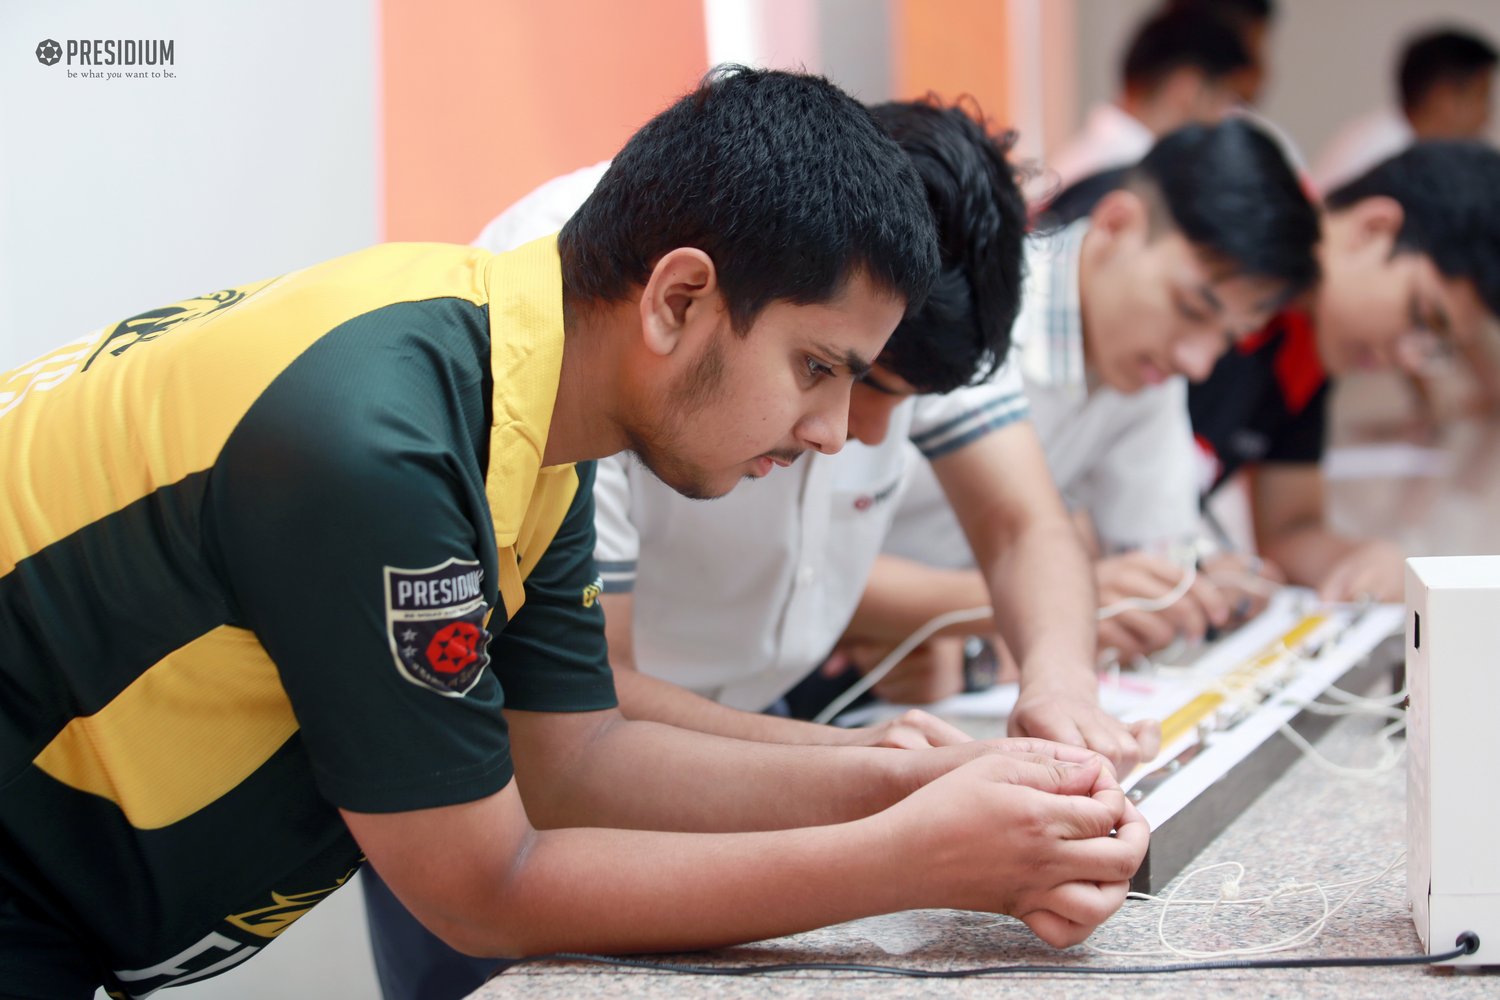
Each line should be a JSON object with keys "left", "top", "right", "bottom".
{"left": 847, "top": 809, "right": 943, "bottom": 909}
{"left": 1018, "top": 660, "right": 1099, "bottom": 699}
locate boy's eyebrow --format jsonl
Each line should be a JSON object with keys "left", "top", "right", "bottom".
{"left": 1196, "top": 283, "right": 1225, "bottom": 312}
{"left": 1431, "top": 303, "right": 1453, "bottom": 336}
{"left": 813, "top": 342, "right": 873, "bottom": 380}
{"left": 860, "top": 370, "right": 904, "bottom": 395}
{"left": 1409, "top": 295, "right": 1450, "bottom": 336}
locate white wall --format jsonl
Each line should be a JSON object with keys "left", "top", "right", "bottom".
{"left": 0, "top": 0, "right": 381, "bottom": 371}
{"left": 1261, "top": 0, "right": 1500, "bottom": 157}
{"left": 2, "top": 4, "right": 384, "bottom": 996}
{"left": 703, "top": 0, "right": 897, "bottom": 103}
{"left": 1070, "top": 0, "right": 1500, "bottom": 162}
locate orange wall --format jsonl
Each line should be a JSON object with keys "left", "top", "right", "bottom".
{"left": 892, "top": 0, "right": 1012, "bottom": 125}
{"left": 382, "top": 0, "right": 708, "bottom": 243}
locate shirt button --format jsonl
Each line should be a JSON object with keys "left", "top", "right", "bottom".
{"left": 797, "top": 565, "right": 816, "bottom": 586}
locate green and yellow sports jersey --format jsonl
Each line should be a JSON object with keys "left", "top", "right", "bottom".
{"left": 0, "top": 237, "right": 616, "bottom": 996}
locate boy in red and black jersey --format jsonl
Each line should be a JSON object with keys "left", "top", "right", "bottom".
{"left": 1189, "top": 142, "right": 1500, "bottom": 601}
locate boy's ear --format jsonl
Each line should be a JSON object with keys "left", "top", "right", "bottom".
{"left": 1156, "top": 65, "right": 1209, "bottom": 120}
{"left": 638, "top": 248, "right": 720, "bottom": 357}
{"left": 1344, "top": 196, "right": 1405, "bottom": 251}
{"left": 1090, "top": 188, "right": 1151, "bottom": 250}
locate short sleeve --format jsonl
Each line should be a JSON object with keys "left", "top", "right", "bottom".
{"left": 209, "top": 374, "right": 514, "bottom": 815}
{"left": 472, "top": 161, "right": 612, "bottom": 252}
{"left": 487, "top": 461, "right": 618, "bottom": 712}
{"left": 908, "top": 355, "right": 1030, "bottom": 461}
{"left": 592, "top": 452, "right": 639, "bottom": 594}
{"left": 1263, "top": 382, "right": 1330, "bottom": 467}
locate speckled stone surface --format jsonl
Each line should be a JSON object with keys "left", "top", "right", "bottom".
{"left": 470, "top": 712, "right": 1498, "bottom": 998}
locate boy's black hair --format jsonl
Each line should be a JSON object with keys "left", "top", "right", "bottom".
{"left": 1126, "top": 120, "right": 1320, "bottom": 305}
{"left": 1167, "top": 0, "right": 1275, "bottom": 28}
{"left": 1399, "top": 28, "right": 1499, "bottom": 111}
{"left": 1122, "top": 7, "right": 1251, "bottom": 94}
{"left": 1325, "top": 141, "right": 1500, "bottom": 320}
{"left": 558, "top": 66, "right": 938, "bottom": 333}
{"left": 1043, "top": 121, "right": 1319, "bottom": 306}
{"left": 868, "top": 98, "right": 1028, "bottom": 393}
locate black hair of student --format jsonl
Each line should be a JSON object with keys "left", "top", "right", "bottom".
{"left": 1167, "top": 0, "right": 1275, "bottom": 28}
{"left": 1325, "top": 141, "right": 1500, "bottom": 320}
{"left": 558, "top": 65, "right": 938, "bottom": 334}
{"left": 1121, "top": 7, "right": 1251, "bottom": 93}
{"left": 1399, "top": 28, "right": 1499, "bottom": 111}
{"left": 1124, "top": 119, "right": 1320, "bottom": 304}
{"left": 1036, "top": 166, "right": 1129, "bottom": 229}
{"left": 866, "top": 98, "right": 1027, "bottom": 393}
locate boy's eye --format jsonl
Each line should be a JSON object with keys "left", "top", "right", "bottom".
{"left": 805, "top": 356, "right": 834, "bottom": 380}
{"left": 1174, "top": 297, "right": 1210, "bottom": 324}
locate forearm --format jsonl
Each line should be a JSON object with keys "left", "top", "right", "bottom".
{"left": 1259, "top": 522, "right": 1361, "bottom": 590}
{"left": 355, "top": 747, "right": 1146, "bottom": 961}
{"left": 448, "top": 818, "right": 909, "bottom": 957}
{"left": 614, "top": 668, "right": 862, "bottom": 745}
{"left": 511, "top": 713, "right": 921, "bottom": 831}
{"left": 924, "top": 427, "right": 1098, "bottom": 694}
{"left": 985, "top": 517, "right": 1098, "bottom": 693}
{"left": 843, "top": 555, "right": 994, "bottom": 644}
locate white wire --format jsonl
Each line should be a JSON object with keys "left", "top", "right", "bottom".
{"left": 811, "top": 606, "right": 994, "bottom": 725}
{"left": 1318, "top": 683, "right": 1409, "bottom": 708}
{"left": 1201, "top": 659, "right": 1408, "bottom": 779}
{"left": 1207, "top": 569, "right": 1283, "bottom": 597}
{"left": 1285, "top": 699, "right": 1404, "bottom": 721}
{"left": 1097, "top": 561, "right": 1198, "bottom": 620}
{"left": 813, "top": 559, "right": 1341, "bottom": 727}
{"left": 818, "top": 557, "right": 1221, "bottom": 723}
{"left": 1089, "top": 851, "right": 1406, "bottom": 959}
{"left": 1274, "top": 719, "right": 1404, "bottom": 778}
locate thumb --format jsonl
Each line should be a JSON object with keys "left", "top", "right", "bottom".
{"left": 875, "top": 724, "right": 933, "bottom": 751}
{"left": 1128, "top": 718, "right": 1162, "bottom": 763}
{"left": 978, "top": 752, "right": 1102, "bottom": 797}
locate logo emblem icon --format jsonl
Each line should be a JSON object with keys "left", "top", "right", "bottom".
{"left": 36, "top": 39, "right": 62, "bottom": 66}
{"left": 384, "top": 558, "right": 491, "bottom": 696}
{"left": 83, "top": 288, "right": 246, "bottom": 371}
{"left": 426, "top": 621, "right": 484, "bottom": 674}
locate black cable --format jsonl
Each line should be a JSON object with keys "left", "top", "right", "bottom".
{"left": 499, "top": 932, "right": 1479, "bottom": 979}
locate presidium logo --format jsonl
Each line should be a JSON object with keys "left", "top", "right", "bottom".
{"left": 35, "top": 36, "right": 177, "bottom": 79}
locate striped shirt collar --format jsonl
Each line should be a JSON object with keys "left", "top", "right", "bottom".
{"left": 1019, "top": 218, "right": 1090, "bottom": 393}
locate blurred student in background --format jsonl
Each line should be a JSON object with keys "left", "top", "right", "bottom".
{"left": 885, "top": 120, "right": 1319, "bottom": 666}
{"left": 1043, "top": 5, "right": 1250, "bottom": 198}
{"left": 1313, "top": 27, "right": 1497, "bottom": 194}
{"left": 1192, "top": 143, "right": 1500, "bottom": 602}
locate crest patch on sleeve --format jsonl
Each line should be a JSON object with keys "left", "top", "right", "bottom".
{"left": 383, "top": 558, "right": 491, "bottom": 697}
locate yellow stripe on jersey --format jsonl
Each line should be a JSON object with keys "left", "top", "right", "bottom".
{"left": 479, "top": 236, "right": 569, "bottom": 620}
{"left": 0, "top": 245, "right": 497, "bottom": 579}
{"left": 32, "top": 626, "right": 298, "bottom": 830}
{"left": 517, "top": 466, "right": 581, "bottom": 579}
{"left": 483, "top": 237, "right": 565, "bottom": 553}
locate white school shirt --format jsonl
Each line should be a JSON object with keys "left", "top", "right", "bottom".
{"left": 1310, "top": 107, "right": 1413, "bottom": 196}
{"left": 478, "top": 165, "right": 1030, "bottom": 710}
{"left": 1040, "top": 104, "right": 1308, "bottom": 206}
{"left": 472, "top": 161, "right": 612, "bottom": 249}
{"left": 884, "top": 220, "right": 1201, "bottom": 570}
{"left": 1040, "top": 103, "right": 1154, "bottom": 200}
{"left": 593, "top": 379, "right": 1027, "bottom": 710}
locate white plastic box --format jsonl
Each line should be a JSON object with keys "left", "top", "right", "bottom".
{"left": 1407, "top": 556, "right": 1500, "bottom": 965}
